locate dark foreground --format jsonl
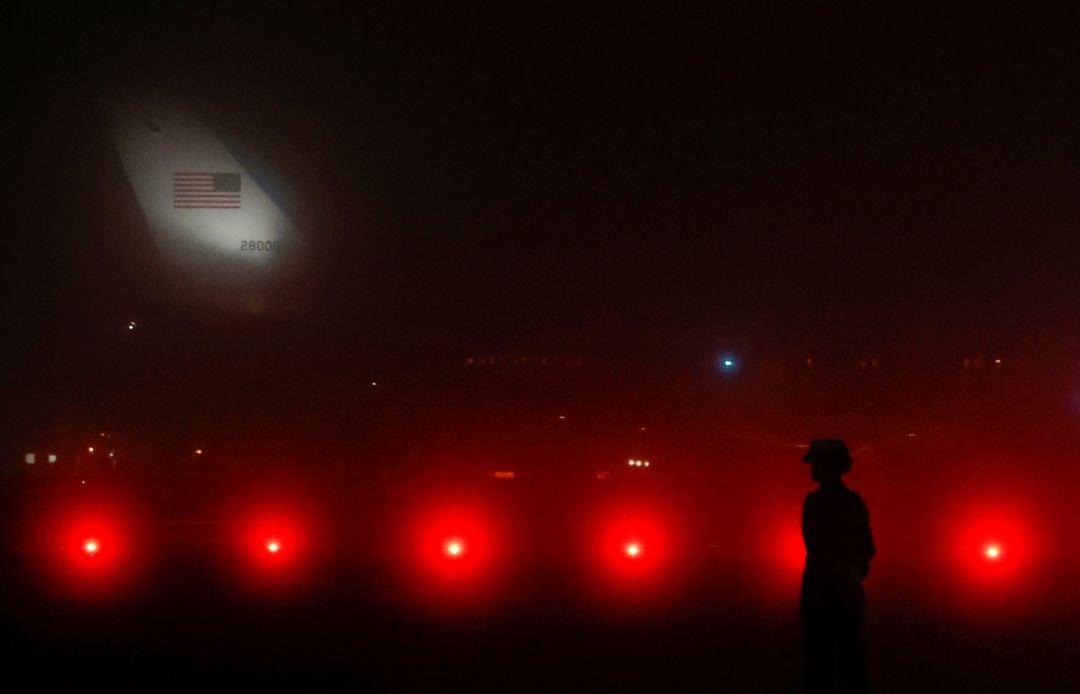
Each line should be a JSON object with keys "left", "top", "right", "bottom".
{"left": 4, "top": 555, "right": 1078, "bottom": 693}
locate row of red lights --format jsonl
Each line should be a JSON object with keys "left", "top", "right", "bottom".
{"left": 45, "top": 503, "right": 1035, "bottom": 604}
{"left": 66, "top": 526, "right": 1017, "bottom": 565}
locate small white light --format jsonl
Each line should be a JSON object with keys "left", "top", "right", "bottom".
{"left": 83, "top": 539, "right": 100, "bottom": 556}
{"left": 127, "top": 321, "right": 137, "bottom": 331}
{"left": 445, "top": 540, "right": 464, "bottom": 557}
{"left": 47, "top": 454, "right": 57, "bottom": 463}
{"left": 266, "top": 540, "right": 281, "bottom": 554}
{"left": 625, "top": 542, "right": 641, "bottom": 557}
{"left": 24, "top": 453, "right": 35, "bottom": 464}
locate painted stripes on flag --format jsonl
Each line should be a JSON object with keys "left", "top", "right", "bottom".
{"left": 172, "top": 172, "right": 242, "bottom": 209}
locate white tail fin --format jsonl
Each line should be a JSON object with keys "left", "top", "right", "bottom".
{"left": 104, "top": 91, "right": 309, "bottom": 314}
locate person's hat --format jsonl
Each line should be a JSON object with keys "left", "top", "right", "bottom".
{"left": 801, "top": 438, "right": 852, "bottom": 464}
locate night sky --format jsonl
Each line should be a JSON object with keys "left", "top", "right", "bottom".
{"left": 6, "top": 4, "right": 1080, "bottom": 430}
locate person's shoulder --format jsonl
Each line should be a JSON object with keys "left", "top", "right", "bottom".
{"left": 844, "top": 486, "right": 869, "bottom": 509}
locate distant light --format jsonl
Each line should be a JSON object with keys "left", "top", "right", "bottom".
{"left": 716, "top": 354, "right": 739, "bottom": 374}
{"left": 87, "top": 447, "right": 94, "bottom": 454}
{"left": 80, "top": 480, "right": 87, "bottom": 485}
{"left": 127, "top": 321, "right": 136, "bottom": 331}
{"left": 83, "top": 539, "right": 100, "bottom": 556}
{"left": 907, "top": 433, "right": 917, "bottom": 438}
{"left": 492, "top": 470, "right": 516, "bottom": 480}
{"left": 24, "top": 453, "right": 35, "bottom": 465}
{"left": 47, "top": 453, "right": 57, "bottom": 463}
{"left": 194, "top": 448, "right": 203, "bottom": 456}
{"left": 99, "top": 432, "right": 107, "bottom": 438}
{"left": 444, "top": 540, "right": 464, "bottom": 558}
{"left": 643, "top": 461, "right": 651, "bottom": 468}
{"left": 370, "top": 381, "right": 377, "bottom": 387}
{"left": 625, "top": 542, "right": 642, "bottom": 557}
{"left": 993, "top": 358, "right": 1003, "bottom": 366}
{"left": 558, "top": 415, "right": 566, "bottom": 420}
{"left": 266, "top": 540, "right": 281, "bottom": 554}
{"left": 593, "top": 471, "right": 610, "bottom": 481}
{"left": 107, "top": 450, "right": 115, "bottom": 459}
{"left": 628, "top": 459, "right": 635, "bottom": 467}
{"left": 984, "top": 543, "right": 1002, "bottom": 560}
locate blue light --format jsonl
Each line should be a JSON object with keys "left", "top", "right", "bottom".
{"left": 715, "top": 354, "right": 739, "bottom": 374}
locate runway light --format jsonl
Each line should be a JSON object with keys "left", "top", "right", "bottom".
{"left": 984, "top": 543, "right": 1002, "bottom": 560}
{"left": 266, "top": 539, "right": 281, "bottom": 554}
{"left": 625, "top": 542, "right": 642, "bottom": 557}
{"left": 444, "top": 539, "right": 464, "bottom": 558}
{"left": 83, "top": 539, "right": 100, "bottom": 556}
{"left": 87, "top": 447, "right": 95, "bottom": 454}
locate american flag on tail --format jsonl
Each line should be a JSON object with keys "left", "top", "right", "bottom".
{"left": 172, "top": 172, "right": 242, "bottom": 209}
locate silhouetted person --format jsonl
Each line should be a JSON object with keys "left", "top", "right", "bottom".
{"left": 800, "top": 439, "right": 875, "bottom": 693}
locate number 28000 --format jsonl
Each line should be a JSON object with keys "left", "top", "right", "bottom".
{"left": 241, "top": 240, "right": 281, "bottom": 251}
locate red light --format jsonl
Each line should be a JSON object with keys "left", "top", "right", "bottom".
{"left": 945, "top": 501, "right": 1044, "bottom": 602}
{"left": 83, "top": 539, "right": 100, "bottom": 556}
{"left": 403, "top": 501, "right": 506, "bottom": 604}
{"left": 236, "top": 510, "right": 308, "bottom": 584}
{"left": 444, "top": 539, "right": 464, "bottom": 557}
{"left": 589, "top": 507, "right": 677, "bottom": 594}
